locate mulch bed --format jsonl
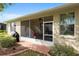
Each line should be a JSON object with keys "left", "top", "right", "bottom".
{"left": 0, "top": 44, "right": 28, "bottom": 56}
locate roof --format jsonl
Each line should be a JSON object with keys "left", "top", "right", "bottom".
{"left": 5, "top": 3, "right": 79, "bottom": 23}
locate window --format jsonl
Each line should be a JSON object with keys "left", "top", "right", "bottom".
{"left": 0, "top": 25, "right": 1, "bottom": 29}
{"left": 60, "top": 12, "right": 75, "bottom": 35}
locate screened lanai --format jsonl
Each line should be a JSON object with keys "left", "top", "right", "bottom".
{"left": 21, "top": 16, "right": 53, "bottom": 42}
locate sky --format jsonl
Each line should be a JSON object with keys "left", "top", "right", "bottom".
{"left": 0, "top": 3, "right": 63, "bottom": 22}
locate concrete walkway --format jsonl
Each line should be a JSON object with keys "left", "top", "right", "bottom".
{"left": 17, "top": 41, "right": 50, "bottom": 55}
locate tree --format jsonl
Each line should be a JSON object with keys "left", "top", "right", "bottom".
{"left": 0, "top": 3, "right": 12, "bottom": 11}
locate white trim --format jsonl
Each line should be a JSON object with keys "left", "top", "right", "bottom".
{"left": 60, "top": 35, "right": 76, "bottom": 39}
{"left": 20, "top": 37, "right": 54, "bottom": 46}
{"left": 44, "top": 34, "right": 52, "bottom": 36}
{"left": 52, "top": 21, "right": 54, "bottom": 43}
{"left": 43, "top": 21, "right": 44, "bottom": 41}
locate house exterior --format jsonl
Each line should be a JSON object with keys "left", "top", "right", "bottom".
{"left": 0, "top": 23, "right": 6, "bottom": 30}
{"left": 5, "top": 4, "right": 79, "bottom": 51}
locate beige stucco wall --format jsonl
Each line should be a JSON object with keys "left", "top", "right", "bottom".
{"left": 15, "top": 21, "right": 21, "bottom": 36}
{"left": 53, "top": 7, "right": 79, "bottom": 52}
{"left": 7, "top": 21, "right": 21, "bottom": 36}
{"left": 6, "top": 23, "right": 11, "bottom": 35}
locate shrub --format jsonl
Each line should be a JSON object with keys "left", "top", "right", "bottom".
{"left": 0, "top": 30, "right": 7, "bottom": 37}
{"left": 49, "top": 44, "right": 76, "bottom": 56}
{"left": 0, "top": 36, "right": 16, "bottom": 48}
{"left": 0, "top": 30, "right": 6, "bottom": 33}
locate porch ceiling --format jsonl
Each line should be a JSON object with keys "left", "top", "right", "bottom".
{"left": 5, "top": 3, "right": 79, "bottom": 23}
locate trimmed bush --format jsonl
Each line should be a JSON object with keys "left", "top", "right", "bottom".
{"left": 49, "top": 44, "right": 76, "bottom": 56}
{"left": 0, "top": 36, "right": 16, "bottom": 48}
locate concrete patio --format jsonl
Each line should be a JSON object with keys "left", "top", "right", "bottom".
{"left": 17, "top": 41, "right": 50, "bottom": 55}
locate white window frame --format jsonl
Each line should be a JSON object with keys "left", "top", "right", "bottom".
{"left": 60, "top": 12, "right": 76, "bottom": 39}
{"left": 60, "top": 12, "right": 75, "bottom": 36}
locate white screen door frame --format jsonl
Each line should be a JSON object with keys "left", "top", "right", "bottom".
{"left": 43, "top": 21, "right": 53, "bottom": 42}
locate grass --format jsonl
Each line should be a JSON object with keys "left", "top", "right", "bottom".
{"left": 16, "top": 49, "right": 46, "bottom": 56}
